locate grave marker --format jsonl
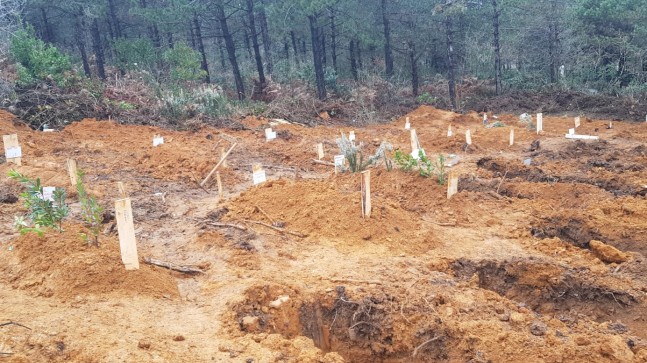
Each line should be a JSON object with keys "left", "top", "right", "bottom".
{"left": 115, "top": 197, "right": 139, "bottom": 270}
{"left": 575, "top": 116, "right": 581, "bottom": 128}
{"left": 410, "top": 129, "right": 421, "bottom": 159}
{"left": 447, "top": 172, "right": 458, "bottom": 199}
{"left": 447, "top": 125, "right": 453, "bottom": 137}
{"left": 509, "top": 128, "right": 514, "bottom": 146}
{"left": 153, "top": 134, "right": 164, "bottom": 147}
{"left": 67, "top": 159, "right": 78, "bottom": 186}
{"left": 216, "top": 171, "right": 223, "bottom": 198}
{"left": 3, "top": 134, "right": 21, "bottom": 165}
{"left": 466, "top": 129, "right": 472, "bottom": 145}
{"left": 220, "top": 147, "right": 228, "bottom": 168}
{"left": 405, "top": 117, "right": 411, "bottom": 130}
{"left": 317, "top": 143, "right": 325, "bottom": 160}
{"left": 536, "top": 113, "right": 543, "bottom": 134}
{"left": 349, "top": 131, "right": 356, "bottom": 141}
{"left": 201, "top": 143, "right": 237, "bottom": 187}
{"left": 117, "top": 182, "right": 127, "bottom": 198}
{"left": 41, "top": 186, "right": 56, "bottom": 201}
{"left": 568, "top": 128, "right": 575, "bottom": 135}
{"left": 252, "top": 163, "right": 267, "bottom": 185}
{"left": 361, "top": 170, "right": 371, "bottom": 218}
{"left": 265, "top": 128, "right": 276, "bottom": 141}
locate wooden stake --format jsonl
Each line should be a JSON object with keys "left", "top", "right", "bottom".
{"left": 536, "top": 113, "right": 543, "bottom": 134}
{"left": 252, "top": 163, "right": 266, "bottom": 185}
{"left": 405, "top": 117, "right": 411, "bottom": 130}
{"left": 3, "top": 134, "right": 21, "bottom": 166}
{"left": 447, "top": 125, "right": 453, "bottom": 137}
{"left": 447, "top": 172, "right": 459, "bottom": 199}
{"left": 201, "top": 143, "right": 237, "bottom": 187}
{"left": 220, "top": 147, "right": 228, "bottom": 168}
{"left": 317, "top": 143, "right": 324, "bottom": 160}
{"left": 216, "top": 171, "right": 223, "bottom": 198}
{"left": 509, "top": 128, "right": 514, "bottom": 146}
{"left": 465, "top": 129, "right": 472, "bottom": 145}
{"left": 361, "top": 170, "right": 371, "bottom": 218}
{"left": 575, "top": 116, "right": 581, "bottom": 128}
{"left": 67, "top": 159, "right": 78, "bottom": 186}
{"left": 117, "top": 182, "right": 127, "bottom": 198}
{"left": 115, "top": 198, "right": 139, "bottom": 270}
{"left": 410, "top": 128, "right": 419, "bottom": 155}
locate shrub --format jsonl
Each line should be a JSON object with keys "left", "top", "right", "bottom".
{"left": 336, "top": 132, "right": 392, "bottom": 172}
{"left": 10, "top": 27, "right": 73, "bottom": 87}
{"left": 394, "top": 151, "right": 447, "bottom": 185}
{"left": 162, "top": 43, "right": 207, "bottom": 83}
{"left": 75, "top": 169, "right": 104, "bottom": 246}
{"left": 8, "top": 169, "right": 69, "bottom": 235}
{"left": 160, "top": 85, "right": 231, "bottom": 123}
{"left": 113, "top": 38, "right": 157, "bottom": 73}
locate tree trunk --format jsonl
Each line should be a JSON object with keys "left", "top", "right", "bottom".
{"left": 301, "top": 39, "right": 307, "bottom": 57}
{"left": 91, "top": 18, "right": 106, "bottom": 80}
{"left": 309, "top": 14, "right": 326, "bottom": 100}
{"left": 140, "top": 0, "right": 161, "bottom": 49}
{"left": 350, "top": 40, "right": 358, "bottom": 81}
{"left": 167, "top": 32, "right": 174, "bottom": 49}
{"left": 75, "top": 9, "right": 91, "bottom": 77}
{"left": 408, "top": 41, "right": 419, "bottom": 96}
{"left": 445, "top": 16, "right": 457, "bottom": 110}
{"left": 246, "top": 0, "right": 266, "bottom": 85}
{"left": 216, "top": 29, "right": 227, "bottom": 69}
{"left": 356, "top": 40, "right": 363, "bottom": 70}
{"left": 188, "top": 22, "right": 196, "bottom": 49}
{"left": 290, "top": 30, "right": 300, "bottom": 65}
{"left": 259, "top": 8, "right": 273, "bottom": 76}
{"left": 243, "top": 26, "right": 253, "bottom": 59}
{"left": 216, "top": 2, "right": 245, "bottom": 100}
{"left": 320, "top": 26, "right": 326, "bottom": 69}
{"left": 40, "top": 7, "right": 54, "bottom": 43}
{"left": 330, "top": 11, "right": 338, "bottom": 72}
{"left": 107, "top": 0, "right": 122, "bottom": 38}
{"left": 193, "top": 13, "right": 211, "bottom": 83}
{"left": 381, "top": 0, "right": 394, "bottom": 77}
{"left": 492, "top": 0, "right": 502, "bottom": 95}
{"left": 284, "top": 39, "right": 290, "bottom": 60}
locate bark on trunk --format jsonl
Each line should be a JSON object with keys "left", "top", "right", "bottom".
{"left": 330, "top": 11, "right": 338, "bottom": 72}
{"left": 40, "top": 7, "right": 54, "bottom": 43}
{"left": 76, "top": 9, "right": 91, "bottom": 77}
{"left": 350, "top": 40, "right": 358, "bottom": 81}
{"left": 445, "top": 16, "right": 457, "bottom": 110}
{"left": 91, "top": 18, "right": 106, "bottom": 80}
{"left": 309, "top": 14, "right": 326, "bottom": 100}
{"left": 492, "top": 0, "right": 502, "bottom": 95}
{"left": 246, "top": 0, "right": 266, "bottom": 85}
{"left": 259, "top": 8, "right": 273, "bottom": 76}
{"left": 381, "top": 0, "right": 394, "bottom": 77}
{"left": 193, "top": 13, "right": 211, "bottom": 83}
{"left": 216, "top": 2, "right": 245, "bottom": 100}
{"left": 408, "top": 41, "right": 419, "bottom": 96}
{"left": 107, "top": 0, "right": 122, "bottom": 38}
{"left": 290, "top": 30, "right": 300, "bottom": 65}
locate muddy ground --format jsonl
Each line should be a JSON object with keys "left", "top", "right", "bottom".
{"left": 2, "top": 106, "right": 647, "bottom": 362}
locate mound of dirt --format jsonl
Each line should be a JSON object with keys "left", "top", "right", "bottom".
{"left": 0, "top": 223, "right": 178, "bottom": 300}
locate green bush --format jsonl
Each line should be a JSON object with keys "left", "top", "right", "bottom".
{"left": 9, "top": 170, "right": 69, "bottom": 235}
{"left": 10, "top": 27, "right": 73, "bottom": 87}
{"left": 162, "top": 43, "right": 207, "bottom": 83}
{"left": 113, "top": 38, "right": 157, "bottom": 72}
{"left": 394, "top": 150, "right": 447, "bottom": 184}
{"left": 75, "top": 169, "right": 104, "bottom": 246}
{"left": 160, "top": 85, "right": 231, "bottom": 123}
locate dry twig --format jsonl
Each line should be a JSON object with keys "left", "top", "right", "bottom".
{"left": 242, "top": 219, "right": 307, "bottom": 238}
{"left": 143, "top": 257, "right": 204, "bottom": 274}
{"left": 412, "top": 335, "right": 443, "bottom": 357}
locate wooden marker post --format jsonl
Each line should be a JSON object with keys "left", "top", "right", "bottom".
{"left": 115, "top": 196, "right": 139, "bottom": 270}
{"left": 536, "top": 113, "right": 543, "bottom": 134}
{"left": 252, "top": 163, "right": 267, "bottom": 185}
{"left": 3, "top": 134, "right": 22, "bottom": 166}
{"left": 117, "top": 182, "right": 127, "bottom": 198}
{"left": 317, "top": 143, "right": 324, "bottom": 160}
{"left": 405, "top": 117, "right": 411, "bottom": 130}
{"left": 509, "top": 128, "right": 514, "bottom": 146}
{"left": 466, "top": 129, "right": 472, "bottom": 145}
{"left": 361, "top": 170, "right": 371, "bottom": 218}
{"left": 575, "top": 116, "right": 581, "bottom": 128}
{"left": 447, "top": 172, "right": 458, "bottom": 199}
{"left": 447, "top": 125, "right": 453, "bottom": 137}
{"left": 410, "top": 129, "right": 419, "bottom": 158}
{"left": 67, "top": 159, "right": 78, "bottom": 186}
{"left": 216, "top": 171, "right": 223, "bottom": 198}
{"left": 220, "top": 147, "right": 228, "bottom": 168}
{"left": 349, "top": 131, "right": 356, "bottom": 142}
{"left": 201, "top": 143, "right": 237, "bottom": 187}
{"left": 153, "top": 134, "right": 164, "bottom": 147}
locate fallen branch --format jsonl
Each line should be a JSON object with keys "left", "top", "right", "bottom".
{"left": 143, "top": 257, "right": 204, "bottom": 274}
{"left": 190, "top": 171, "right": 211, "bottom": 194}
{"left": 242, "top": 219, "right": 307, "bottom": 238}
{"left": 260, "top": 164, "right": 296, "bottom": 172}
{"left": 412, "top": 335, "right": 443, "bottom": 357}
{"left": 204, "top": 222, "right": 248, "bottom": 231}
{"left": 255, "top": 205, "right": 276, "bottom": 224}
{"left": 326, "top": 278, "right": 383, "bottom": 285}
{"left": 496, "top": 170, "right": 508, "bottom": 194}
{"left": 0, "top": 321, "right": 31, "bottom": 330}
{"left": 312, "top": 159, "right": 335, "bottom": 166}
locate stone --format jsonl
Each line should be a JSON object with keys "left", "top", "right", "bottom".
{"left": 589, "top": 240, "right": 630, "bottom": 264}
{"left": 138, "top": 340, "right": 151, "bottom": 350}
{"left": 241, "top": 316, "right": 260, "bottom": 332}
{"left": 530, "top": 321, "right": 548, "bottom": 336}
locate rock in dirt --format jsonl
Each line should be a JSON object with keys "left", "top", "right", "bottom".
{"left": 269, "top": 295, "right": 290, "bottom": 309}
{"left": 589, "top": 240, "right": 630, "bottom": 264}
{"left": 530, "top": 321, "right": 547, "bottom": 336}
{"left": 173, "top": 335, "right": 185, "bottom": 341}
{"left": 138, "top": 340, "right": 151, "bottom": 349}
{"left": 241, "top": 316, "right": 261, "bottom": 332}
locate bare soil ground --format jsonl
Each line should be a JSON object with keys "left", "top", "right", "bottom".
{"left": 2, "top": 106, "right": 647, "bottom": 362}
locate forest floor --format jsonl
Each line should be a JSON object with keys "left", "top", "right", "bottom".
{"left": 2, "top": 106, "right": 647, "bottom": 362}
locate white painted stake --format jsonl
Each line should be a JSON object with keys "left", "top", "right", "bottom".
{"left": 3, "top": 134, "right": 22, "bottom": 166}
{"left": 405, "top": 117, "right": 411, "bottom": 130}
{"left": 509, "top": 128, "right": 514, "bottom": 146}
{"left": 575, "top": 117, "right": 581, "bottom": 128}
{"left": 317, "top": 143, "right": 324, "bottom": 160}
{"left": 465, "top": 129, "right": 472, "bottom": 145}
{"left": 265, "top": 128, "right": 276, "bottom": 141}
{"left": 536, "top": 113, "right": 543, "bottom": 134}
{"left": 361, "top": 170, "right": 371, "bottom": 218}
{"left": 153, "top": 134, "right": 164, "bottom": 147}
{"left": 565, "top": 134, "right": 599, "bottom": 140}
{"left": 410, "top": 129, "right": 420, "bottom": 159}
{"left": 115, "top": 197, "right": 139, "bottom": 270}
{"left": 447, "top": 172, "right": 458, "bottom": 199}
{"left": 447, "top": 125, "right": 453, "bottom": 137}
{"left": 252, "top": 163, "right": 266, "bottom": 185}
{"left": 67, "top": 159, "right": 78, "bottom": 186}
{"left": 568, "top": 128, "right": 575, "bottom": 135}
{"left": 349, "top": 131, "right": 356, "bottom": 141}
